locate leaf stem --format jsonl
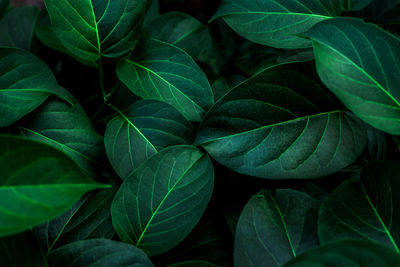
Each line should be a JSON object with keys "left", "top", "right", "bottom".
{"left": 98, "top": 59, "right": 108, "bottom": 103}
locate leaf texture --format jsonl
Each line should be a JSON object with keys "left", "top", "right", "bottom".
{"left": 116, "top": 39, "right": 214, "bottom": 121}
{"left": 0, "top": 135, "right": 108, "bottom": 237}
{"left": 48, "top": 239, "right": 154, "bottom": 267}
{"left": 234, "top": 189, "right": 319, "bottom": 267}
{"left": 212, "top": 0, "right": 340, "bottom": 49}
{"left": 318, "top": 161, "right": 400, "bottom": 252}
{"left": 111, "top": 146, "right": 214, "bottom": 256}
{"left": 307, "top": 17, "right": 400, "bottom": 134}
{"left": 196, "top": 65, "right": 367, "bottom": 179}
{"left": 44, "top": 0, "right": 149, "bottom": 62}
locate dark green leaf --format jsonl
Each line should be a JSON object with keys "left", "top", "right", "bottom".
{"left": 342, "top": 0, "right": 373, "bottom": 11}
{"left": 211, "top": 0, "right": 340, "bottom": 49}
{"left": 105, "top": 100, "right": 194, "bottom": 179}
{"left": 0, "top": 232, "right": 48, "bottom": 267}
{"left": 196, "top": 65, "right": 367, "bottom": 179}
{"left": 0, "top": 135, "right": 108, "bottom": 237}
{"left": 0, "top": 48, "right": 74, "bottom": 127}
{"left": 111, "top": 146, "right": 214, "bottom": 256}
{"left": 34, "top": 182, "right": 117, "bottom": 253}
{"left": 318, "top": 161, "right": 400, "bottom": 252}
{"left": 306, "top": 17, "right": 400, "bottom": 134}
{"left": 211, "top": 77, "right": 231, "bottom": 102}
{"left": 143, "top": 0, "right": 159, "bottom": 26}
{"left": 366, "top": 126, "right": 387, "bottom": 161}
{"left": 116, "top": 39, "right": 214, "bottom": 121}
{"left": 0, "top": 6, "right": 39, "bottom": 50}
{"left": 146, "top": 12, "right": 213, "bottom": 60}
{"left": 48, "top": 239, "right": 154, "bottom": 267}
{"left": 283, "top": 240, "right": 400, "bottom": 267}
{"left": 0, "top": 0, "right": 8, "bottom": 19}
{"left": 20, "top": 98, "right": 104, "bottom": 178}
{"left": 44, "top": 0, "right": 149, "bottom": 62}
{"left": 235, "top": 189, "right": 319, "bottom": 267}
{"left": 168, "top": 261, "right": 221, "bottom": 267}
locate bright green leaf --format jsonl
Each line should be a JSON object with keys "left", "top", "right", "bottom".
{"left": 111, "top": 146, "right": 214, "bottom": 256}
{"left": 43, "top": 0, "right": 149, "bottom": 62}
{"left": 283, "top": 240, "right": 400, "bottom": 266}
{"left": 48, "top": 239, "right": 154, "bottom": 267}
{"left": 196, "top": 65, "right": 367, "bottom": 179}
{"left": 234, "top": 189, "right": 319, "bottom": 267}
{"left": 306, "top": 17, "right": 400, "bottom": 134}
{"left": 211, "top": 0, "right": 340, "bottom": 49}
{"left": 0, "top": 135, "right": 108, "bottom": 237}
{"left": 116, "top": 39, "right": 214, "bottom": 121}
{"left": 318, "top": 161, "right": 400, "bottom": 252}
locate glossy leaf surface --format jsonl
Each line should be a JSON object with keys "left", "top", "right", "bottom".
{"left": 307, "top": 17, "right": 400, "bottom": 134}
{"left": 0, "top": 135, "right": 108, "bottom": 237}
{"left": 44, "top": 0, "right": 149, "bottom": 62}
{"left": 196, "top": 66, "right": 367, "bottom": 179}
{"left": 234, "top": 189, "right": 319, "bottom": 267}
{"left": 318, "top": 161, "right": 400, "bottom": 252}
{"left": 48, "top": 239, "right": 154, "bottom": 267}
{"left": 212, "top": 0, "right": 340, "bottom": 49}
{"left": 284, "top": 240, "right": 400, "bottom": 266}
{"left": 116, "top": 39, "right": 214, "bottom": 121}
{"left": 111, "top": 146, "right": 214, "bottom": 256}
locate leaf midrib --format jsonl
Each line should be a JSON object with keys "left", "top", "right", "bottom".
{"left": 214, "top": 11, "right": 331, "bottom": 21}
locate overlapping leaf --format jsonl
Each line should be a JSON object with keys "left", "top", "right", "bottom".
{"left": 211, "top": 0, "right": 341, "bottom": 49}
{"left": 318, "top": 161, "right": 400, "bottom": 252}
{"left": 44, "top": 0, "right": 149, "bottom": 62}
{"left": 111, "top": 146, "right": 214, "bottom": 256}
{"left": 196, "top": 65, "right": 367, "bottom": 179}
{"left": 116, "top": 39, "right": 214, "bottom": 121}
{"left": 48, "top": 239, "right": 154, "bottom": 267}
{"left": 306, "top": 17, "right": 400, "bottom": 134}
{"left": 105, "top": 100, "right": 194, "bottom": 180}
{"left": 0, "top": 135, "right": 108, "bottom": 237}
{"left": 0, "top": 6, "right": 39, "bottom": 50}
{"left": 234, "top": 189, "right": 319, "bottom": 267}
{"left": 0, "top": 48, "right": 74, "bottom": 127}
{"left": 20, "top": 98, "right": 104, "bottom": 178}
{"left": 284, "top": 240, "right": 400, "bottom": 266}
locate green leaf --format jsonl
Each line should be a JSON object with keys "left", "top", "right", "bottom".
{"left": 168, "top": 261, "right": 221, "bottom": 267}
{"left": 143, "top": 0, "right": 159, "bottom": 26}
{"left": 318, "top": 161, "right": 400, "bottom": 252}
{"left": 43, "top": 0, "right": 149, "bottom": 62}
{"left": 34, "top": 182, "right": 117, "bottom": 253}
{"left": 0, "top": 6, "right": 39, "bottom": 50}
{"left": 196, "top": 65, "right": 367, "bottom": 179}
{"left": 342, "top": 0, "right": 373, "bottom": 11}
{"left": 48, "top": 239, "right": 154, "bottom": 267}
{"left": 105, "top": 100, "right": 194, "bottom": 180}
{"left": 0, "top": 48, "right": 74, "bottom": 127}
{"left": 283, "top": 240, "right": 400, "bottom": 266}
{"left": 306, "top": 17, "right": 400, "bottom": 134}
{"left": 111, "top": 146, "right": 214, "bottom": 256}
{"left": 211, "top": 0, "right": 340, "bottom": 49}
{"left": 0, "top": 232, "right": 48, "bottom": 267}
{"left": 116, "top": 39, "right": 214, "bottom": 121}
{"left": 366, "top": 126, "right": 387, "bottom": 161}
{"left": 20, "top": 98, "right": 104, "bottom": 178}
{"left": 145, "top": 12, "right": 213, "bottom": 60}
{"left": 234, "top": 189, "right": 319, "bottom": 267}
{"left": 0, "top": 0, "right": 8, "bottom": 19}
{"left": 0, "top": 135, "right": 108, "bottom": 237}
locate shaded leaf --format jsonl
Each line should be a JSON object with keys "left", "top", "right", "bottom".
{"left": 343, "top": 0, "right": 373, "bottom": 11}
{"left": 168, "top": 261, "right": 221, "bottom": 267}
{"left": 306, "top": 17, "right": 400, "bottom": 134}
{"left": 196, "top": 65, "right": 367, "bottom": 179}
{"left": 143, "top": 0, "right": 159, "bottom": 26}
{"left": 0, "top": 135, "right": 108, "bottom": 237}
{"left": 111, "top": 146, "right": 214, "bottom": 256}
{"left": 0, "top": 0, "right": 8, "bottom": 19}
{"left": 366, "top": 126, "right": 387, "bottom": 161}
{"left": 116, "top": 38, "right": 214, "bottom": 121}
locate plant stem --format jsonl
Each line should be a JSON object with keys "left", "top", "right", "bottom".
{"left": 98, "top": 59, "right": 108, "bottom": 103}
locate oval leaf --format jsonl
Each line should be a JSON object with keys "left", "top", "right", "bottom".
{"left": 234, "top": 189, "right": 319, "bottom": 267}
{"left": 0, "top": 135, "right": 108, "bottom": 237}
{"left": 48, "top": 239, "right": 154, "bottom": 267}
{"left": 111, "top": 146, "right": 214, "bottom": 256}
{"left": 306, "top": 17, "right": 400, "bottom": 134}
{"left": 116, "top": 39, "right": 214, "bottom": 121}
{"left": 284, "top": 240, "right": 400, "bottom": 267}
{"left": 211, "top": 0, "right": 340, "bottom": 49}
{"left": 318, "top": 161, "right": 400, "bottom": 252}
{"left": 196, "top": 66, "right": 367, "bottom": 179}
{"left": 44, "top": 0, "right": 149, "bottom": 62}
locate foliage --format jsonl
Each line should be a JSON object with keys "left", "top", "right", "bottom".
{"left": 0, "top": 0, "right": 399, "bottom": 265}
